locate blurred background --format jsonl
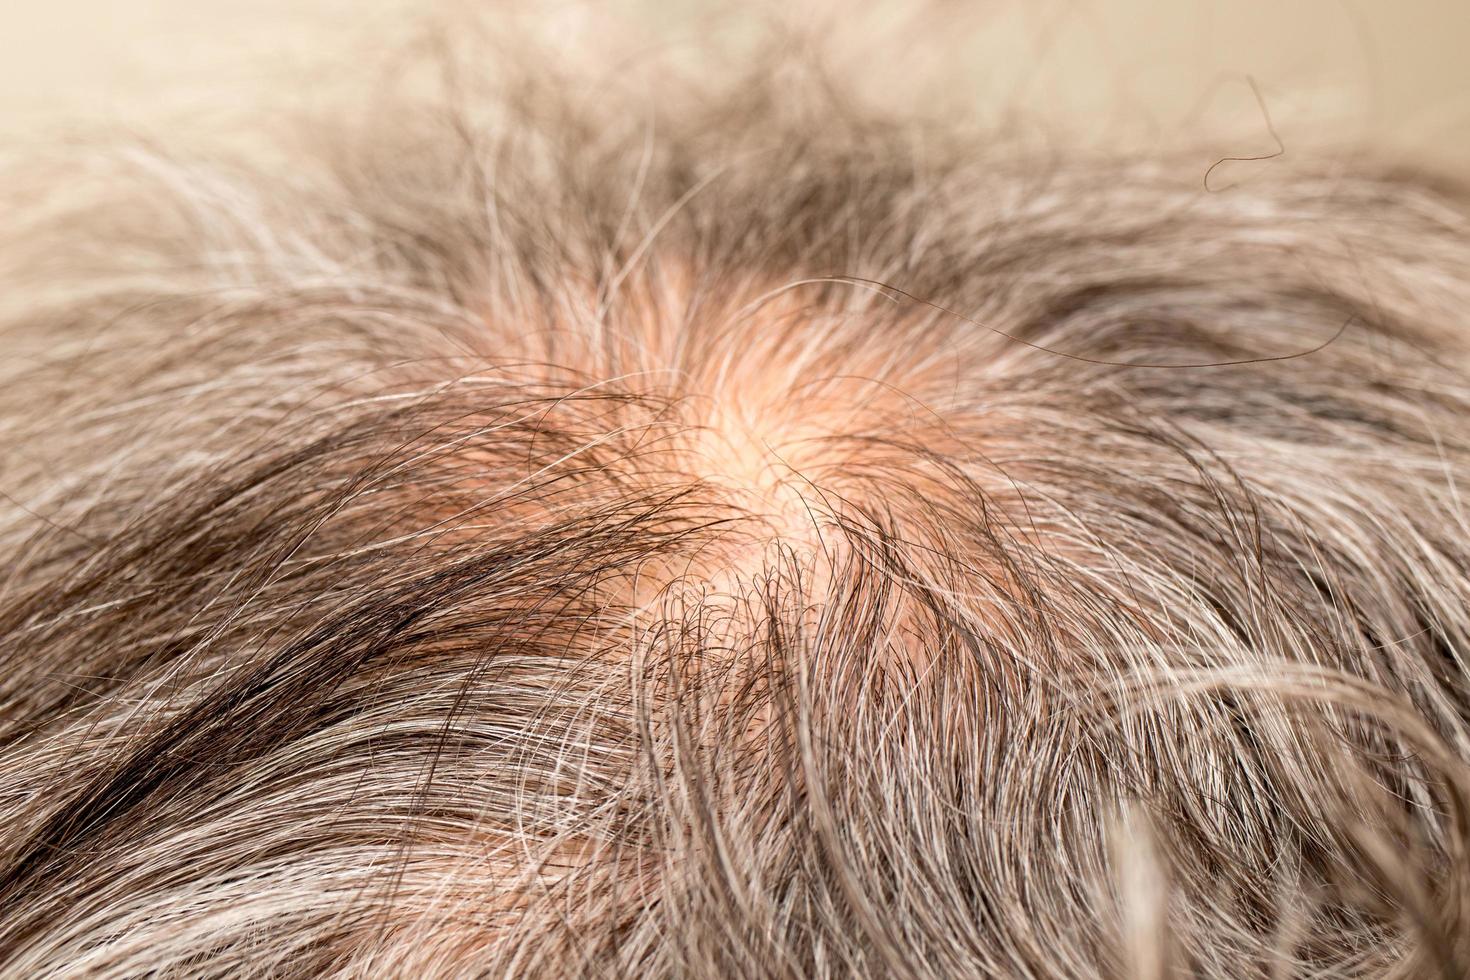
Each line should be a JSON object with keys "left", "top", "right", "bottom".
{"left": 1, "top": 0, "right": 1469, "bottom": 172}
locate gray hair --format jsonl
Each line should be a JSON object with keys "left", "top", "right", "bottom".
{"left": 3, "top": 33, "right": 1470, "bottom": 980}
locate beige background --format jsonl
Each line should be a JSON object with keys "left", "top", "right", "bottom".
{"left": 1, "top": 1, "right": 1469, "bottom": 171}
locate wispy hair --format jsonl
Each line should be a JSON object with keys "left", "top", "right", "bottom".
{"left": 4, "top": 19, "right": 1470, "bottom": 978}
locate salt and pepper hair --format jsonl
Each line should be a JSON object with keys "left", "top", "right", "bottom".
{"left": 3, "top": 32, "right": 1470, "bottom": 980}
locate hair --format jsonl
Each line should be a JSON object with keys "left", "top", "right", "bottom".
{"left": 3, "top": 21, "right": 1470, "bottom": 979}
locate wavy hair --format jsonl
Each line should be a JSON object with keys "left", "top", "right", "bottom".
{"left": 3, "top": 25, "right": 1470, "bottom": 978}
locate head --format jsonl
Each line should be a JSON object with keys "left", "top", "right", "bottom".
{"left": 3, "top": 28, "right": 1470, "bottom": 979}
